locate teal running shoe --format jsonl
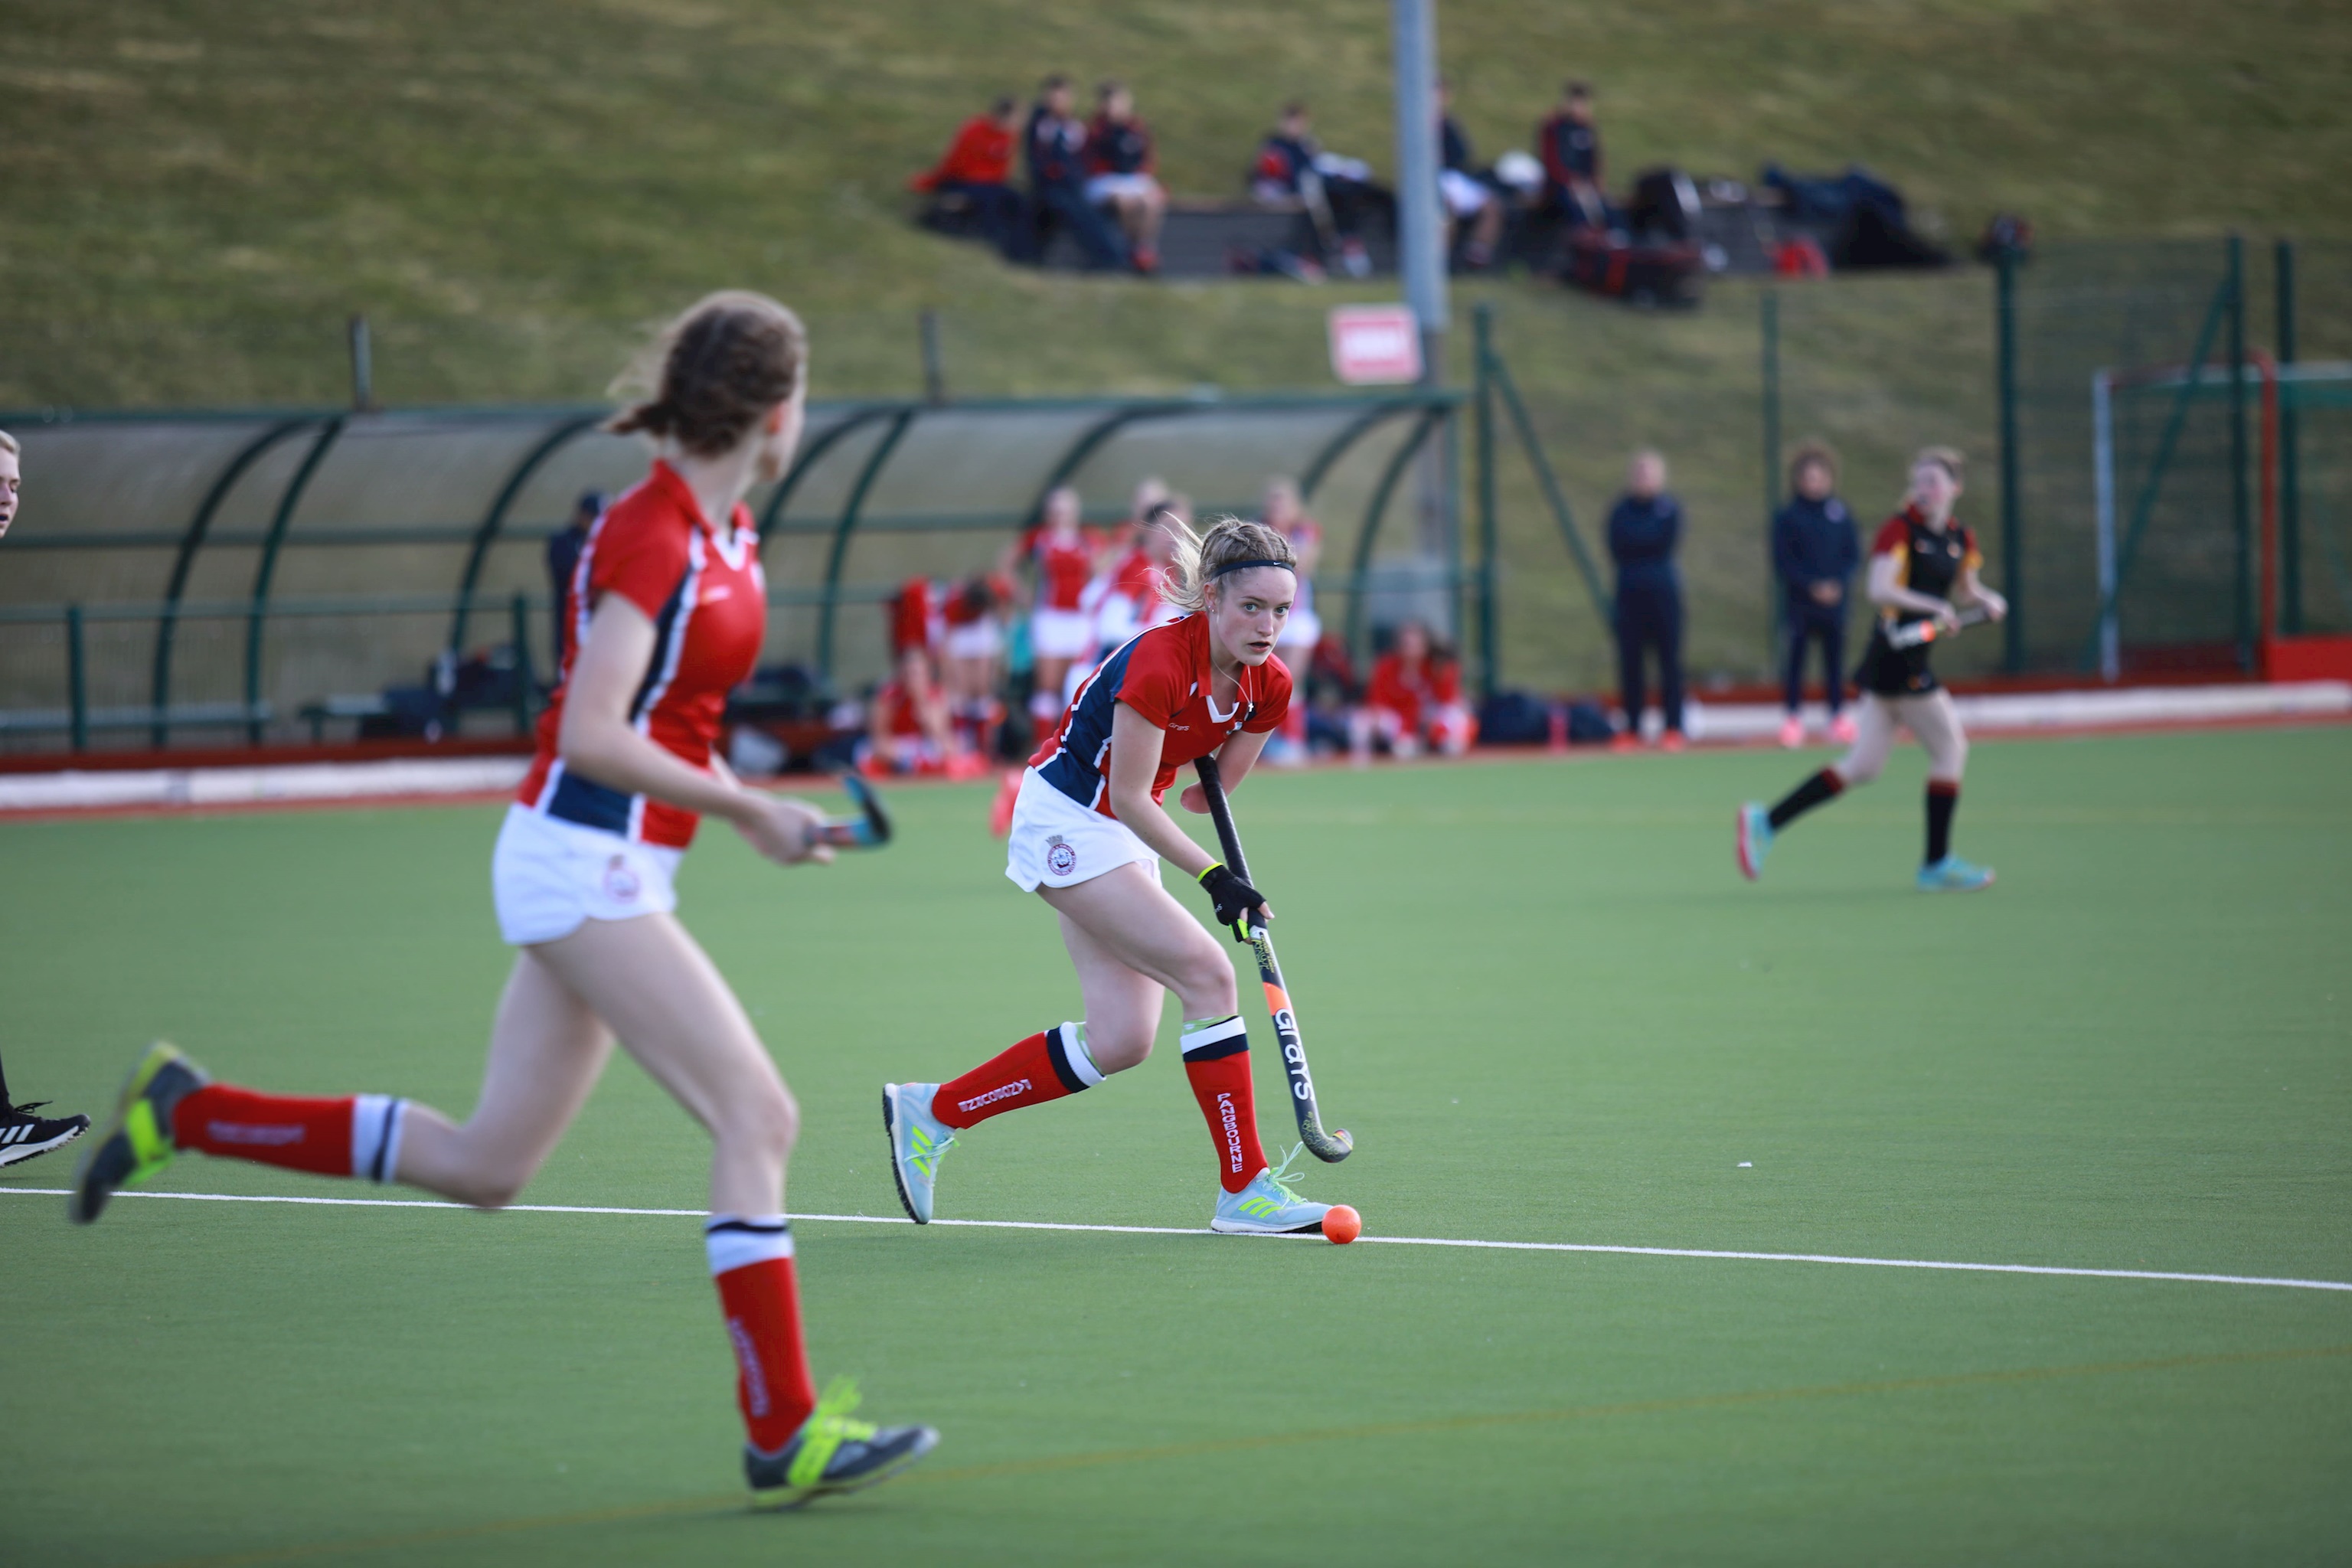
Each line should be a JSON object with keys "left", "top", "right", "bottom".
{"left": 71, "top": 1041, "right": 209, "bottom": 1225}
{"left": 1917, "top": 855, "right": 1995, "bottom": 892}
{"left": 746, "top": 1378, "right": 938, "bottom": 1510}
{"left": 1736, "top": 802, "right": 1773, "bottom": 880}
{"left": 882, "top": 1082, "right": 956, "bottom": 1225}
{"left": 1210, "top": 1145, "right": 1333, "bottom": 1236}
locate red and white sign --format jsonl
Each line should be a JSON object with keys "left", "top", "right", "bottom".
{"left": 1328, "top": 305, "right": 1423, "bottom": 386}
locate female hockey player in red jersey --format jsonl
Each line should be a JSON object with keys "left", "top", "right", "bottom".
{"left": 72, "top": 292, "right": 937, "bottom": 1508}
{"left": 885, "top": 516, "right": 1348, "bottom": 1236}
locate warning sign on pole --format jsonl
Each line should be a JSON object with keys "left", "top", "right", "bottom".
{"left": 1328, "top": 304, "right": 1423, "bottom": 385}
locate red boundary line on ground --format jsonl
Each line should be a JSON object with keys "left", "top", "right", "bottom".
{"left": 1, "top": 710, "right": 2342, "bottom": 825}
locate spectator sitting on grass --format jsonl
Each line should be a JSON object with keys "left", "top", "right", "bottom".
{"left": 1437, "top": 80, "right": 1503, "bottom": 270}
{"left": 1026, "top": 74, "right": 1127, "bottom": 271}
{"left": 861, "top": 645, "right": 978, "bottom": 779}
{"left": 1536, "top": 80, "right": 1607, "bottom": 229}
{"left": 911, "top": 96, "right": 1027, "bottom": 260}
{"left": 1351, "top": 621, "right": 1475, "bottom": 763}
{"left": 1251, "top": 101, "right": 1392, "bottom": 278}
{"left": 1086, "top": 81, "right": 1166, "bottom": 276}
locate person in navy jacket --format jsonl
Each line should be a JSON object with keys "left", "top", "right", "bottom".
{"left": 1024, "top": 75, "right": 1126, "bottom": 271}
{"left": 1772, "top": 442, "right": 1862, "bottom": 746}
{"left": 1606, "top": 449, "right": 1687, "bottom": 749}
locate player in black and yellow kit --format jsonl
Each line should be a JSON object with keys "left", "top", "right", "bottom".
{"left": 1737, "top": 447, "right": 2007, "bottom": 890}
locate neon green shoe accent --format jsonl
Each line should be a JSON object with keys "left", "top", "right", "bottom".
{"left": 116, "top": 1041, "right": 194, "bottom": 1182}
{"left": 903, "top": 1123, "right": 956, "bottom": 1182}
{"left": 125, "top": 1099, "right": 171, "bottom": 1171}
{"left": 785, "top": 1378, "right": 879, "bottom": 1489}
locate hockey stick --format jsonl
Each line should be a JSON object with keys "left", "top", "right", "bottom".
{"left": 807, "top": 771, "right": 893, "bottom": 850}
{"left": 1883, "top": 605, "right": 1993, "bottom": 650}
{"left": 1192, "top": 753, "right": 1354, "bottom": 1164}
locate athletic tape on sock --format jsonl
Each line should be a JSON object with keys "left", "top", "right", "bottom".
{"left": 1180, "top": 1014, "right": 1249, "bottom": 1061}
{"left": 705, "top": 1214, "right": 794, "bottom": 1275}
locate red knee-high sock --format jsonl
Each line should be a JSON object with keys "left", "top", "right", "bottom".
{"left": 933, "top": 1023, "right": 1100, "bottom": 1129}
{"left": 1181, "top": 1016, "right": 1267, "bottom": 1193}
{"left": 708, "top": 1217, "right": 817, "bottom": 1453}
{"left": 171, "top": 1085, "right": 407, "bottom": 1181}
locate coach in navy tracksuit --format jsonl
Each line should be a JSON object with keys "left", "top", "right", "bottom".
{"left": 1607, "top": 449, "right": 1687, "bottom": 746}
{"left": 1771, "top": 443, "right": 1861, "bottom": 742}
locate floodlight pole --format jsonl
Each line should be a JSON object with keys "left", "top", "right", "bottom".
{"left": 1390, "top": 0, "right": 1455, "bottom": 632}
{"left": 1390, "top": 0, "right": 1447, "bottom": 375}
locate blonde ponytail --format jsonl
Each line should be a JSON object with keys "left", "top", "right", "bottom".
{"left": 1159, "top": 513, "right": 1297, "bottom": 615}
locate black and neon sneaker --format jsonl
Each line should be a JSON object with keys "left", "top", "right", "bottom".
{"left": 746, "top": 1379, "right": 939, "bottom": 1510}
{"left": 0, "top": 1101, "right": 91, "bottom": 1171}
{"left": 70, "top": 1042, "right": 209, "bottom": 1224}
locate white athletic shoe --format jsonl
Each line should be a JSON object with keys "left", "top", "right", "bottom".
{"left": 1209, "top": 1148, "right": 1333, "bottom": 1236}
{"left": 882, "top": 1082, "right": 955, "bottom": 1225}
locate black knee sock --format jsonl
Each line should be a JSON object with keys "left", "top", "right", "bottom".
{"left": 0, "top": 1045, "right": 11, "bottom": 1109}
{"left": 1925, "top": 781, "right": 1958, "bottom": 864}
{"left": 1768, "top": 768, "right": 1844, "bottom": 831}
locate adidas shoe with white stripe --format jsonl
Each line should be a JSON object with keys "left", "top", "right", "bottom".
{"left": 0, "top": 1100, "right": 91, "bottom": 1171}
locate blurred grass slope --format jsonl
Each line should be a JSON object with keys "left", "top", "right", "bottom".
{"left": 6, "top": 0, "right": 2346, "bottom": 407}
{"left": 4, "top": 1, "right": 2346, "bottom": 688}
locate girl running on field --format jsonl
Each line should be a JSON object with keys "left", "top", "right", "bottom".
{"left": 71, "top": 292, "right": 938, "bottom": 1508}
{"left": 1738, "top": 446, "right": 2007, "bottom": 890}
{"left": 885, "top": 517, "right": 1348, "bottom": 1236}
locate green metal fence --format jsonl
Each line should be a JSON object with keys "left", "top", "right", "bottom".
{"left": 5, "top": 386, "right": 1580, "bottom": 753}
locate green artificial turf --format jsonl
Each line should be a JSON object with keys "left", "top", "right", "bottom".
{"left": 4, "top": 726, "right": 2350, "bottom": 1564}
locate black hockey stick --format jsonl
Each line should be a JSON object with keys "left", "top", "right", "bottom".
{"left": 1192, "top": 753, "right": 1353, "bottom": 1164}
{"left": 1883, "top": 606, "right": 1993, "bottom": 649}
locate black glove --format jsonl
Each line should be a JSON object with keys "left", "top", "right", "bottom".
{"left": 1197, "top": 862, "right": 1267, "bottom": 942}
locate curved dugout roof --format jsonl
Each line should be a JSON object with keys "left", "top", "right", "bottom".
{"left": 0, "top": 393, "right": 1464, "bottom": 738}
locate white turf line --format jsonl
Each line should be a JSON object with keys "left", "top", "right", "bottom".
{"left": 6, "top": 1187, "right": 2348, "bottom": 1294}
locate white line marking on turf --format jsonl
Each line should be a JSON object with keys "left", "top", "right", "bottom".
{"left": 7, "top": 1187, "right": 2348, "bottom": 1294}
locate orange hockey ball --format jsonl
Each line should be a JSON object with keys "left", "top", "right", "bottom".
{"left": 1322, "top": 1204, "right": 1361, "bottom": 1245}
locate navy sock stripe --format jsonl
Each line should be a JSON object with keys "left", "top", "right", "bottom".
{"left": 1182, "top": 1035, "right": 1250, "bottom": 1063}
{"left": 366, "top": 1100, "right": 400, "bottom": 1184}
{"left": 704, "top": 1217, "right": 792, "bottom": 1236}
{"left": 1043, "top": 1026, "right": 1089, "bottom": 1094}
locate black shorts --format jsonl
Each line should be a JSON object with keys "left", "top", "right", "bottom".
{"left": 1854, "top": 627, "right": 1939, "bottom": 696}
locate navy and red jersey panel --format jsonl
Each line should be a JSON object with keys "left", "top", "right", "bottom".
{"left": 1537, "top": 112, "right": 1602, "bottom": 188}
{"left": 516, "top": 462, "right": 766, "bottom": 849}
{"left": 1856, "top": 505, "right": 1981, "bottom": 695}
{"left": 1253, "top": 134, "right": 1312, "bottom": 194}
{"left": 1030, "top": 612, "right": 1291, "bottom": 819}
{"left": 1025, "top": 108, "right": 1089, "bottom": 188}
{"left": 1021, "top": 527, "right": 1098, "bottom": 612}
{"left": 1085, "top": 116, "right": 1155, "bottom": 178}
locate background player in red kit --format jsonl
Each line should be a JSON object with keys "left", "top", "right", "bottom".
{"left": 1739, "top": 446, "right": 2007, "bottom": 891}
{"left": 1005, "top": 484, "right": 1104, "bottom": 729}
{"left": 1352, "top": 620, "right": 1475, "bottom": 761}
{"left": 885, "top": 518, "right": 1348, "bottom": 1236}
{"left": 70, "top": 292, "right": 938, "bottom": 1509}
